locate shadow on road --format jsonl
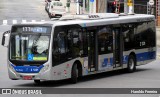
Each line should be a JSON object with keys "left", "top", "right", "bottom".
{"left": 15, "top": 68, "right": 152, "bottom": 87}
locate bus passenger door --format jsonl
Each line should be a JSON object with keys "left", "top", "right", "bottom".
{"left": 87, "top": 30, "right": 98, "bottom": 72}
{"left": 113, "top": 27, "right": 123, "bottom": 67}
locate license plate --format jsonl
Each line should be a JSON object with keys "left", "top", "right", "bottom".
{"left": 23, "top": 76, "right": 32, "bottom": 80}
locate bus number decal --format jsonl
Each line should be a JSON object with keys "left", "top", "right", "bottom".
{"left": 140, "top": 41, "right": 146, "bottom": 46}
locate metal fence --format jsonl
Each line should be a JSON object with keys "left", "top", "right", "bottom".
{"left": 134, "top": 4, "right": 148, "bottom": 14}
{"left": 134, "top": 4, "right": 156, "bottom": 16}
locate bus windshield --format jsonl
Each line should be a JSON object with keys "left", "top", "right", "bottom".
{"left": 10, "top": 26, "right": 51, "bottom": 61}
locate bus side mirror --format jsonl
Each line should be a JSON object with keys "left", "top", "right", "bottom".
{"left": 1, "top": 30, "right": 10, "bottom": 47}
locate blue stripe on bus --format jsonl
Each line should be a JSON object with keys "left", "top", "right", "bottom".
{"left": 123, "top": 51, "right": 156, "bottom": 64}
{"left": 136, "top": 51, "right": 156, "bottom": 62}
{"left": 11, "top": 51, "right": 156, "bottom": 73}
{"left": 11, "top": 64, "right": 44, "bottom": 73}
{"left": 101, "top": 51, "right": 156, "bottom": 67}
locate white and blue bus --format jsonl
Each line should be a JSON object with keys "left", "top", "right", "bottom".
{"left": 1, "top": 13, "right": 156, "bottom": 84}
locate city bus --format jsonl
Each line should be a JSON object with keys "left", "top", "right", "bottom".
{"left": 1, "top": 13, "right": 156, "bottom": 84}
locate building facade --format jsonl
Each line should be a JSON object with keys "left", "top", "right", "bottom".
{"left": 157, "top": 0, "right": 160, "bottom": 26}
{"left": 95, "top": 0, "right": 160, "bottom": 26}
{"left": 65, "top": 0, "right": 160, "bottom": 26}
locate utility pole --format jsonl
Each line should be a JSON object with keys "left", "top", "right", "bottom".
{"left": 124, "top": 0, "right": 128, "bottom": 14}
{"left": 90, "top": 0, "right": 94, "bottom": 14}
{"left": 66, "top": 0, "right": 70, "bottom": 13}
{"left": 148, "top": 0, "right": 155, "bottom": 15}
{"left": 115, "top": 0, "right": 120, "bottom": 13}
{"left": 77, "top": 0, "right": 80, "bottom": 14}
{"left": 124, "top": 0, "right": 134, "bottom": 14}
{"left": 83, "top": 0, "right": 85, "bottom": 14}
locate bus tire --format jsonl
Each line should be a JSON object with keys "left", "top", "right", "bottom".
{"left": 71, "top": 64, "right": 78, "bottom": 84}
{"left": 34, "top": 80, "right": 40, "bottom": 84}
{"left": 127, "top": 55, "right": 136, "bottom": 73}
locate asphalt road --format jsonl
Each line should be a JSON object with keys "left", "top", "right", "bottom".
{"left": 0, "top": 0, "right": 160, "bottom": 97}
{"left": 0, "top": 0, "right": 50, "bottom": 25}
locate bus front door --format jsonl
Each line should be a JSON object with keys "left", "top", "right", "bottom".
{"left": 113, "top": 28, "right": 123, "bottom": 68}
{"left": 88, "top": 31, "right": 98, "bottom": 72}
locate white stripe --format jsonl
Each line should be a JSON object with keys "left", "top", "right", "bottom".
{"left": 41, "top": 20, "right": 45, "bottom": 22}
{"left": 3, "top": 20, "right": 8, "bottom": 25}
{"left": 22, "top": 20, "right": 27, "bottom": 23}
{"left": 12, "top": 20, "right": 17, "bottom": 24}
{"left": 32, "top": 20, "right": 36, "bottom": 22}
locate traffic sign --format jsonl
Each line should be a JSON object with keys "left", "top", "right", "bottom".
{"left": 90, "top": 0, "right": 94, "bottom": 2}
{"left": 149, "top": 0, "right": 154, "bottom": 5}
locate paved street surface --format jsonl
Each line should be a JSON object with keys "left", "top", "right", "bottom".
{"left": 0, "top": 0, "right": 160, "bottom": 97}
{"left": 157, "top": 27, "right": 160, "bottom": 47}
{"left": 0, "top": 0, "right": 50, "bottom": 25}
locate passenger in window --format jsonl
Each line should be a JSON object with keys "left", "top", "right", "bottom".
{"left": 57, "top": 31, "right": 65, "bottom": 54}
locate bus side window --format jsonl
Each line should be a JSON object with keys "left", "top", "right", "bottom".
{"left": 81, "top": 28, "right": 88, "bottom": 57}
{"left": 98, "top": 26, "right": 113, "bottom": 54}
{"left": 52, "top": 27, "right": 67, "bottom": 66}
{"left": 67, "top": 28, "right": 82, "bottom": 58}
{"left": 122, "top": 24, "right": 134, "bottom": 51}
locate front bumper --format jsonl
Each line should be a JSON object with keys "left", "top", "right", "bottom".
{"left": 50, "top": 11, "right": 66, "bottom": 16}
{"left": 8, "top": 64, "right": 51, "bottom": 80}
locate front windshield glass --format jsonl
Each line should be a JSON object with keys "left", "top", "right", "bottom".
{"left": 10, "top": 26, "right": 51, "bottom": 61}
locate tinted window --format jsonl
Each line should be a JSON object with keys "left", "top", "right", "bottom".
{"left": 122, "top": 24, "right": 135, "bottom": 51}
{"left": 52, "top": 25, "right": 82, "bottom": 66}
{"left": 134, "top": 21, "right": 156, "bottom": 49}
{"left": 98, "top": 26, "right": 113, "bottom": 54}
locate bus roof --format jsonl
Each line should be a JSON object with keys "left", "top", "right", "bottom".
{"left": 15, "top": 13, "right": 155, "bottom": 27}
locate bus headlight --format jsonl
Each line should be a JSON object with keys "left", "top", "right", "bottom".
{"left": 9, "top": 64, "right": 15, "bottom": 72}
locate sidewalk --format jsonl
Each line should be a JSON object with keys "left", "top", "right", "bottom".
{"left": 157, "top": 27, "right": 160, "bottom": 47}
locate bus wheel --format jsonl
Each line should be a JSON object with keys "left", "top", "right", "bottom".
{"left": 34, "top": 80, "right": 40, "bottom": 84}
{"left": 71, "top": 64, "right": 78, "bottom": 84}
{"left": 127, "top": 55, "right": 136, "bottom": 73}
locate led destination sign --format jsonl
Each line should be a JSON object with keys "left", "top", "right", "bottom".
{"left": 12, "top": 26, "right": 51, "bottom": 33}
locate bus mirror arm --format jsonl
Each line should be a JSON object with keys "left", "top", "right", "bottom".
{"left": 1, "top": 30, "right": 10, "bottom": 47}
{"left": 1, "top": 35, "right": 5, "bottom": 46}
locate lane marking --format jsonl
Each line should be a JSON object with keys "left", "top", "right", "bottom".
{"left": 3, "top": 20, "right": 8, "bottom": 25}
{"left": 12, "top": 20, "right": 17, "bottom": 24}
{"left": 22, "top": 20, "right": 27, "bottom": 23}
{"left": 41, "top": 20, "right": 45, "bottom": 22}
{"left": 1, "top": 20, "right": 47, "bottom": 25}
{"left": 31, "top": 20, "right": 36, "bottom": 23}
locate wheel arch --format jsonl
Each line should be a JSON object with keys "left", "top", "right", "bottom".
{"left": 72, "top": 60, "right": 83, "bottom": 77}
{"left": 129, "top": 52, "right": 137, "bottom": 65}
